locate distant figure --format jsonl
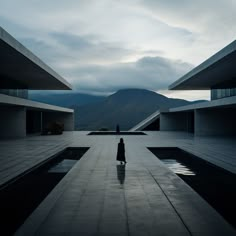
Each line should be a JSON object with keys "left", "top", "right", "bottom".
{"left": 116, "top": 124, "right": 120, "bottom": 134}
{"left": 116, "top": 164, "right": 126, "bottom": 185}
{"left": 116, "top": 138, "right": 127, "bottom": 164}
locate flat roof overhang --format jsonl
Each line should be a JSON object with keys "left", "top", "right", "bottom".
{"left": 0, "top": 27, "right": 72, "bottom": 90}
{"left": 169, "top": 40, "right": 236, "bottom": 90}
{"left": 168, "top": 95, "right": 236, "bottom": 112}
{"left": 0, "top": 93, "right": 73, "bottom": 113}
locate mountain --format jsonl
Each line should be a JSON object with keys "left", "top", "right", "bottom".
{"left": 29, "top": 92, "right": 106, "bottom": 107}
{"left": 29, "top": 89, "right": 206, "bottom": 131}
{"left": 73, "top": 89, "right": 205, "bottom": 131}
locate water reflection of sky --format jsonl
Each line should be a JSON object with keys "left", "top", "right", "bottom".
{"left": 161, "top": 159, "right": 196, "bottom": 176}
{"left": 48, "top": 159, "right": 77, "bottom": 173}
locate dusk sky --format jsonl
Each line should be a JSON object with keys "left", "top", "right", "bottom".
{"left": 1, "top": 0, "right": 236, "bottom": 100}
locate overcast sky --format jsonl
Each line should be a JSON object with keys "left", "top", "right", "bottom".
{"left": 1, "top": 0, "right": 236, "bottom": 100}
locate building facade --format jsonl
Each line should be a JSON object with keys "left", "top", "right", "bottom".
{"left": 132, "top": 40, "right": 236, "bottom": 136}
{"left": 0, "top": 27, "right": 74, "bottom": 138}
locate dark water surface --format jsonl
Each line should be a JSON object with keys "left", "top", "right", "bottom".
{"left": 0, "top": 147, "right": 89, "bottom": 236}
{"left": 148, "top": 147, "right": 236, "bottom": 229}
{"left": 88, "top": 131, "right": 146, "bottom": 135}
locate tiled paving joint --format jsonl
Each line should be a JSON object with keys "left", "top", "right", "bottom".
{"left": 0, "top": 131, "right": 235, "bottom": 235}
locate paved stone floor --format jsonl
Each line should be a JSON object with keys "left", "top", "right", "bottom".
{"left": 0, "top": 131, "right": 235, "bottom": 235}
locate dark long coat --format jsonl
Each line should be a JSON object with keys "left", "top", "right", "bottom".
{"left": 116, "top": 142, "right": 126, "bottom": 162}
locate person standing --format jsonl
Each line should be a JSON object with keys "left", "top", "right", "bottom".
{"left": 116, "top": 138, "right": 127, "bottom": 164}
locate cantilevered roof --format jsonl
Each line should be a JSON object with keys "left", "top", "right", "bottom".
{"left": 0, "top": 93, "right": 73, "bottom": 113}
{"left": 169, "top": 95, "right": 236, "bottom": 112}
{"left": 0, "top": 27, "right": 72, "bottom": 90}
{"left": 169, "top": 40, "right": 236, "bottom": 90}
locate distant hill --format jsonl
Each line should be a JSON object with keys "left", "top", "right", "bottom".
{"left": 29, "top": 92, "right": 106, "bottom": 107}
{"left": 29, "top": 89, "right": 205, "bottom": 131}
{"left": 72, "top": 89, "right": 205, "bottom": 130}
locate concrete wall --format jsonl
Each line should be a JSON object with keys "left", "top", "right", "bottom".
{"left": 160, "top": 112, "right": 194, "bottom": 132}
{"left": 195, "top": 108, "right": 236, "bottom": 136}
{"left": 43, "top": 112, "right": 74, "bottom": 131}
{"left": 0, "top": 106, "right": 26, "bottom": 138}
{"left": 160, "top": 112, "right": 188, "bottom": 131}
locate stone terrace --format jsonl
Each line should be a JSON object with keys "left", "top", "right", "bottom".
{"left": 0, "top": 131, "right": 235, "bottom": 235}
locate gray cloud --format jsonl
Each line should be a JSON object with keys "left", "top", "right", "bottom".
{"left": 50, "top": 32, "right": 137, "bottom": 64}
{"left": 62, "top": 56, "right": 193, "bottom": 95}
{"left": 139, "top": 0, "right": 236, "bottom": 41}
{"left": 137, "top": 0, "right": 236, "bottom": 64}
{"left": 14, "top": 31, "right": 190, "bottom": 96}
{"left": 0, "top": 0, "right": 235, "bottom": 99}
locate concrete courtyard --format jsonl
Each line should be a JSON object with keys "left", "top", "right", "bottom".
{"left": 0, "top": 131, "right": 235, "bottom": 236}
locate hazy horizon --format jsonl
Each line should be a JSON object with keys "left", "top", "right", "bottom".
{"left": 29, "top": 88, "right": 209, "bottom": 102}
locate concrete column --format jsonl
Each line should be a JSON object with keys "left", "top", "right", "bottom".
{"left": 42, "top": 112, "right": 74, "bottom": 131}
{"left": 0, "top": 106, "right": 26, "bottom": 138}
{"left": 194, "top": 108, "right": 236, "bottom": 136}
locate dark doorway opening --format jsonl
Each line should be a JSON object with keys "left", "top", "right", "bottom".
{"left": 26, "top": 110, "right": 42, "bottom": 134}
{"left": 143, "top": 118, "right": 160, "bottom": 131}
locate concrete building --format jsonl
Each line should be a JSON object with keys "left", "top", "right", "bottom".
{"left": 0, "top": 27, "right": 74, "bottom": 138}
{"left": 133, "top": 40, "right": 236, "bottom": 137}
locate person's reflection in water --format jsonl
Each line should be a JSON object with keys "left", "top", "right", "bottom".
{"left": 116, "top": 164, "right": 126, "bottom": 185}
